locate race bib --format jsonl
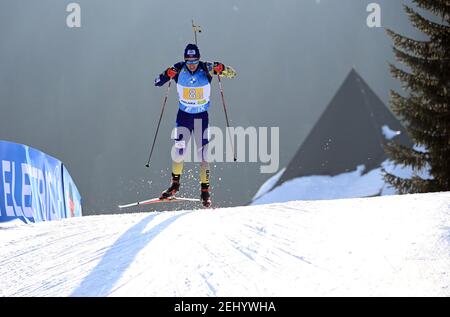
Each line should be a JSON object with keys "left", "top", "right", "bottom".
{"left": 183, "top": 87, "right": 204, "bottom": 100}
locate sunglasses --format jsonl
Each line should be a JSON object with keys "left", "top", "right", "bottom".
{"left": 185, "top": 59, "right": 199, "bottom": 65}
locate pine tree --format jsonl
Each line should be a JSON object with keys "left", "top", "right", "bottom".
{"left": 383, "top": 0, "right": 450, "bottom": 194}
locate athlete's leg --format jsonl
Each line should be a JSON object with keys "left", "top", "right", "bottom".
{"left": 194, "top": 112, "right": 211, "bottom": 207}
{"left": 160, "top": 110, "right": 193, "bottom": 199}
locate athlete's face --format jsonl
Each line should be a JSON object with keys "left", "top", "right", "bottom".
{"left": 185, "top": 58, "right": 199, "bottom": 72}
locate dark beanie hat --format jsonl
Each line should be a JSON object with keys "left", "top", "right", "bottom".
{"left": 184, "top": 44, "right": 200, "bottom": 59}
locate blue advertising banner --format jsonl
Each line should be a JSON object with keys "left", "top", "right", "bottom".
{"left": 62, "top": 165, "right": 82, "bottom": 218}
{"left": 0, "top": 140, "right": 82, "bottom": 223}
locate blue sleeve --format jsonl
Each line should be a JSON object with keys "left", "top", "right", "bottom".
{"left": 154, "top": 73, "right": 169, "bottom": 86}
{"left": 154, "top": 62, "right": 184, "bottom": 87}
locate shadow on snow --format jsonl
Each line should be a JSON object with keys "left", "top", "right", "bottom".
{"left": 71, "top": 211, "right": 190, "bottom": 296}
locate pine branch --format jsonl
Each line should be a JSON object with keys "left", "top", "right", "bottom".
{"left": 405, "top": 5, "right": 450, "bottom": 40}
{"left": 384, "top": 141, "right": 429, "bottom": 170}
{"left": 392, "top": 47, "right": 450, "bottom": 81}
{"left": 408, "top": 115, "right": 449, "bottom": 140}
{"left": 382, "top": 170, "right": 435, "bottom": 194}
{"left": 409, "top": 93, "right": 450, "bottom": 113}
{"left": 389, "top": 64, "right": 448, "bottom": 99}
{"left": 390, "top": 92, "right": 450, "bottom": 134}
{"left": 413, "top": 0, "right": 450, "bottom": 24}
{"left": 427, "top": 152, "right": 450, "bottom": 189}
{"left": 407, "top": 125, "right": 449, "bottom": 145}
{"left": 386, "top": 29, "right": 445, "bottom": 59}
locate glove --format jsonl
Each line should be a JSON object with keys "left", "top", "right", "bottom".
{"left": 166, "top": 67, "right": 178, "bottom": 79}
{"left": 213, "top": 62, "right": 224, "bottom": 75}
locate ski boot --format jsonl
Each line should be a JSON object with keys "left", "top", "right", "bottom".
{"left": 159, "top": 173, "right": 180, "bottom": 200}
{"left": 200, "top": 183, "right": 212, "bottom": 208}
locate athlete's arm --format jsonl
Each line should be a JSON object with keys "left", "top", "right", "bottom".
{"left": 205, "top": 62, "right": 237, "bottom": 79}
{"left": 154, "top": 62, "right": 184, "bottom": 86}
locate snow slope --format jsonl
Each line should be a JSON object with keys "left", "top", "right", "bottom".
{"left": 1, "top": 192, "right": 449, "bottom": 297}
{"left": 252, "top": 159, "right": 432, "bottom": 205}
{"left": 252, "top": 168, "right": 286, "bottom": 201}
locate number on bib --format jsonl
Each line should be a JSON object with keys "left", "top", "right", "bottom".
{"left": 183, "top": 88, "right": 204, "bottom": 100}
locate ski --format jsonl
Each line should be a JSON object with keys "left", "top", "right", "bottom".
{"left": 118, "top": 197, "right": 200, "bottom": 209}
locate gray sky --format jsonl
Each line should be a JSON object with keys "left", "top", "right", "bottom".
{"left": 0, "top": 0, "right": 425, "bottom": 214}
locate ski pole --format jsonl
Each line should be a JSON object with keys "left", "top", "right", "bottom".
{"left": 145, "top": 80, "right": 172, "bottom": 168}
{"left": 217, "top": 75, "right": 237, "bottom": 162}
